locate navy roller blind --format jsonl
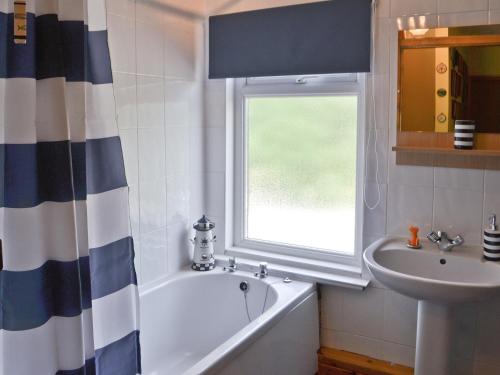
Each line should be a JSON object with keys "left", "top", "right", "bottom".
{"left": 208, "top": 0, "right": 372, "bottom": 79}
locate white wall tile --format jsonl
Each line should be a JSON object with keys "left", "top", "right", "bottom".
{"left": 136, "top": 20, "right": 164, "bottom": 76}
{"left": 206, "top": 172, "right": 225, "bottom": 218}
{"left": 363, "top": 183, "right": 387, "bottom": 236}
{"left": 491, "top": 0, "right": 500, "bottom": 10}
{"left": 113, "top": 73, "right": 137, "bottom": 130}
{"left": 107, "top": 13, "right": 136, "bottom": 73}
{"left": 483, "top": 193, "right": 500, "bottom": 228}
{"left": 321, "top": 286, "right": 345, "bottom": 332}
{"left": 434, "top": 168, "right": 484, "bottom": 192}
{"left": 205, "top": 79, "right": 227, "bottom": 127}
{"left": 138, "top": 127, "right": 166, "bottom": 180}
{"left": 140, "top": 227, "right": 168, "bottom": 284}
{"left": 390, "top": 0, "right": 437, "bottom": 17}
{"left": 137, "top": 76, "right": 164, "bottom": 127}
{"left": 166, "top": 171, "right": 190, "bottom": 227}
{"left": 433, "top": 188, "right": 483, "bottom": 245}
{"left": 164, "top": 81, "right": 193, "bottom": 127}
{"left": 157, "top": 0, "right": 206, "bottom": 18}
{"left": 165, "top": 126, "right": 190, "bottom": 174}
{"left": 167, "top": 222, "right": 192, "bottom": 273}
{"left": 135, "top": 0, "right": 165, "bottom": 28}
{"left": 189, "top": 170, "right": 206, "bottom": 220}
{"left": 375, "top": 0, "right": 390, "bottom": 18}
{"left": 387, "top": 184, "right": 434, "bottom": 236}
{"left": 163, "top": 14, "right": 197, "bottom": 80}
{"left": 395, "top": 14, "right": 439, "bottom": 30}
{"left": 489, "top": 9, "right": 500, "bottom": 22}
{"left": 438, "top": 11, "right": 489, "bottom": 27}
{"left": 342, "top": 287, "right": 385, "bottom": 339}
{"left": 484, "top": 170, "right": 500, "bottom": 194}
{"left": 388, "top": 162, "right": 434, "bottom": 187}
{"left": 365, "top": 126, "right": 388, "bottom": 183}
{"left": 206, "top": 127, "right": 226, "bottom": 173}
{"left": 190, "top": 127, "right": 205, "bottom": 174}
{"left": 139, "top": 179, "right": 167, "bottom": 234}
{"left": 438, "top": 0, "right": 488, "bottom": 13}
{"left": 209, "top": 215, "right": 225, "bottom": 253}
{"left": 106, "top": 0, "right": 135, "bottom": 17}
{"left": 383, "top": 290, "right": 418, "bottom": 347}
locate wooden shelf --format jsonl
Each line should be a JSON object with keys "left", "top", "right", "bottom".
{"left": 393, "top": 132, "right": 500, "bottom": 170}
{"left": 399, "top": 34, "right": 500, "bottom": 49}
{"left": 392, "top": 146, "right": 500, "bottom": 157}
{"left": 393, "top": 146, "right": 500, "bottom": 170}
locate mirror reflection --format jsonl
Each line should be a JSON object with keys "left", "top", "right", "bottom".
{"left": 399, "top": 27, "right": 500, "bottom": 133}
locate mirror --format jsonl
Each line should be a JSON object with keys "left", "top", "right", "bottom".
{"left": 398, "top": 25, "right": 500, "bottom": 133}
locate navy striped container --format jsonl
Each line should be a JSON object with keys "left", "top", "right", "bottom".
{"left": 454, "top": 120, "right": 475, "bottom": 150}
{"left": 484, "top": 223, "right": 500, "bottom": 261}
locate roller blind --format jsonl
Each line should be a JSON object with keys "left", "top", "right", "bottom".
{"left": 208, "top": 0, "right": 372, "bottom": 79}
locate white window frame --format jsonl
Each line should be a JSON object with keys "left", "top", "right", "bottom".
{"left": 224, "top": 74, "right": 366, "bottom": 269}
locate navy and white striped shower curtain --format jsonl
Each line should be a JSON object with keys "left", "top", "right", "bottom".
{"left": 0, "top": 1, "right": 141, "bottom": 374}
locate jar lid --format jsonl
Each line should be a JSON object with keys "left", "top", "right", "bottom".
{"left": 193, "top": 215, "right": 215, "bottom": 231}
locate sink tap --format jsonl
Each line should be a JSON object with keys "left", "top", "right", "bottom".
{"left": 427, "top": 231, "right": 464, "bottom": 252}
{"left": 255, "top": 262, "right": 268, "bottom": 278}
{"left": 223, "top": 257, "right": 237, "bottom": 272}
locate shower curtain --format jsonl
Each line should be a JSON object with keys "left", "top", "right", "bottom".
{"left": 0, "top": 1, "right": 141, "bottom": 374}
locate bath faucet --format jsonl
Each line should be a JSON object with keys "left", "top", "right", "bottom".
{"left": 223, "top": 257, "right": 238, "bottom": 272}
{"left": 427, "top": 231, "right": 464, "bottom": 252}
{"left": 255, "top": 262, "right": 268, "bottom": 279}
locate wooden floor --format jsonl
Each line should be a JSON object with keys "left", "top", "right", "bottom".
{"left": 318, "top": 347, "right": 414, "bottom": 375}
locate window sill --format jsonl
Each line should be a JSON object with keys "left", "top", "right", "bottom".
{"left": 219, "top": 247, "right": 370, "bottom": 290}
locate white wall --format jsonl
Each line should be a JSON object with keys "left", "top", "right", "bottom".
{"left": 205, "top": 0, "right": 500, "bottom": 373}
{"left": 106, "top": 0, "right": 206, "bottom": 287}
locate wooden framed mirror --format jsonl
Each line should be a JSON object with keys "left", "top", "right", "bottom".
{"left": 393, "top": 24, "right": 500, "bottom": 170}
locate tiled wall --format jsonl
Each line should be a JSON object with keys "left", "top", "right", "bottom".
{"left": 106, "top": 0, "right": 206, "bottom": 287}
{"left": 205, "top": 0, "right": 500, "bottom": 373}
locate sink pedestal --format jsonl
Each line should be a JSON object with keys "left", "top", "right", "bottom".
{"left": 415, "top": 301, "right": 451, "bottom": 375}
{"left": 364, "top": 238, "right": 500, "bottom": 374}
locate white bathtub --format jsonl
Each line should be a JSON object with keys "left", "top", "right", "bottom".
{"left": 139, "top": 267, "right": 318, "bottom": 375}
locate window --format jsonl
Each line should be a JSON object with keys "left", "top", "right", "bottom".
{"left": 230, "top": 74, "right": 365, "bottom": 266}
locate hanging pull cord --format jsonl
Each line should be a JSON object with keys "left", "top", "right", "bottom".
{"left": 363, "top": 0, "right": 382, "bottom": 211}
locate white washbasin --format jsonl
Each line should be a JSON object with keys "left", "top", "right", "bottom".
{"left": 364, "top": 237, "right": 500, "bottom": 303}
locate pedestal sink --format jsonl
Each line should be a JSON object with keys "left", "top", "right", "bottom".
{"left": 364, "top": 237, "right": 500, "bottom": 375}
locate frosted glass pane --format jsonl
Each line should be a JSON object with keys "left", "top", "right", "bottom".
{"left": 246, "top": 96, "right": 357, "bottom": 254}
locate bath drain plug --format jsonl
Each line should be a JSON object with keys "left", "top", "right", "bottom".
{"left": 239, "top": 281, "right": 249, "bottom": 292}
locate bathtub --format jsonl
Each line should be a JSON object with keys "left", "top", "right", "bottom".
{"left": 139, "top": 267, "right": 318, "bottom": 375}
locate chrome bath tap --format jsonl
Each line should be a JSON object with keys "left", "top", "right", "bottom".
{"left": 427, "top": 231, "right": 464, "bottom": 252}
{"left": 255, "top": 262, "right": 268, "bottom": 278}
{"left": 223, "top": 257, "right": 238, "bottom": 272}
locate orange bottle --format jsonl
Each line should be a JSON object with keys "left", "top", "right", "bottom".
{"left": 408, "top": 225, "right": 421, "bottom": 248}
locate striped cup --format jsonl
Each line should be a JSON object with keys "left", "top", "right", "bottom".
{"left": 454, "top": 120, "right": 475, "bottom": 150}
